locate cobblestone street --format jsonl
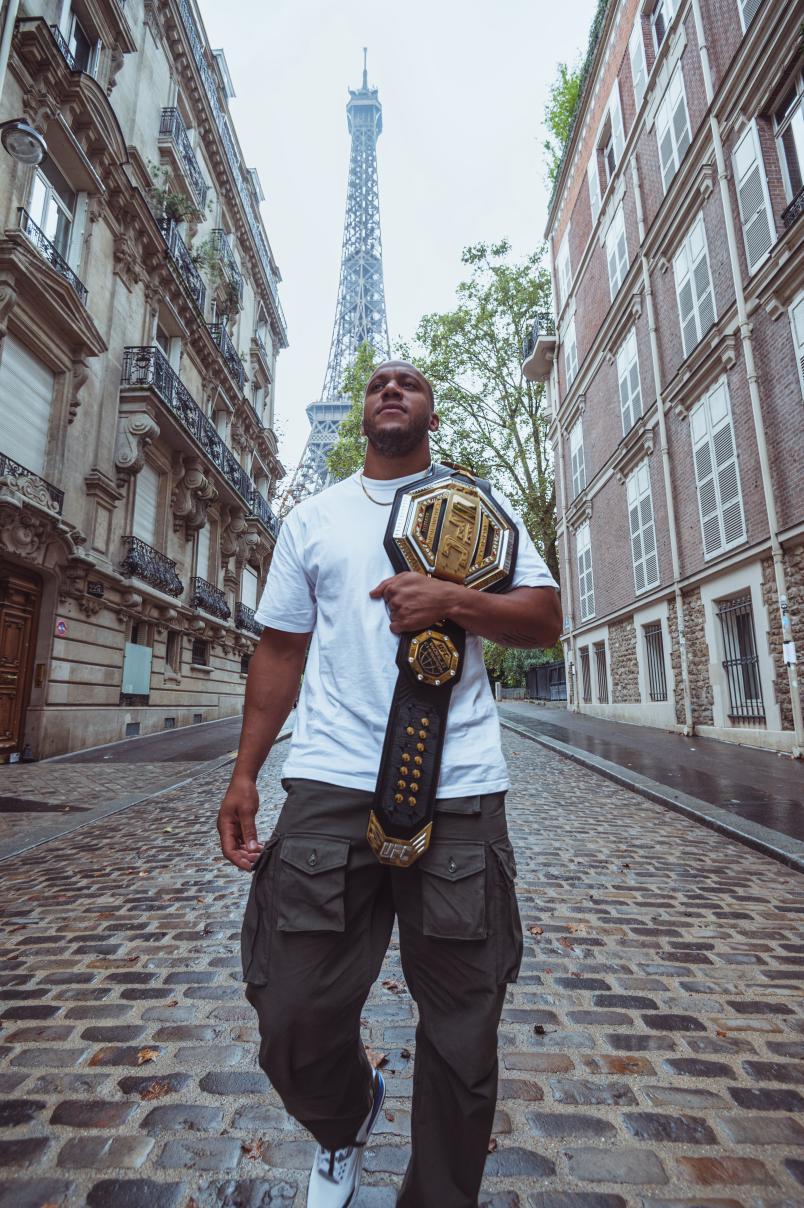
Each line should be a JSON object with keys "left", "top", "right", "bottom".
{"left": 0, "top": 729, "right": 802, "bottom": 1208}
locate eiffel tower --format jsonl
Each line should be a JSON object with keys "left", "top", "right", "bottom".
{"left": 283, "top": 51, "right": 390, "bottom": 506}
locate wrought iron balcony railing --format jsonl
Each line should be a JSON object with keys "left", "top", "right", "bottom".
{"left": 0, "top": 451, "right": 64, "bottom": 514}
{"left": 159, "top": 108, "right": 209, "bottom": 209}
{"left": 249, "top": 488, "right": 280, "bottom": 540}
{"left": 781, "top": 186, "right": 804, "bottom": 231}
{"left": 49, "top": 24, "right": 76, "bottom": 70}
{"left": 253, "top": 331, "right": 270, "bottom": 373}
{"left": 18, "top": 209, "right": 88, "bottom": 305}
{"left": 522, "top": 311, "right": 557, "bottom": 360}
{"left": 234, "top": 601, "right": 262, "bottom": 636}
{"left": 158, "top": 217, "right": 206, "bottom": 312}
{"left": 120, "top": 536, "right": 183, "bottom": 597}
{"left": 208, "top": 322, "right": 245, "bottom": 390}
{"left": 190, "top": 576, "right": 231, "bottom": 620}
{"left": 211, "top": 230, "right": 244, "bottom": 304}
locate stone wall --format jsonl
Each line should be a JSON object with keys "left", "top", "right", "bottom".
{"left": 682, "top": 588, "right": 714, "bottom": 726}
{"left": 609, "top": 617, "right": 640, "bottom": 703}
{"left": 666, "top": 596, "right": 686, "bottom": 726}
{"left": 761, "top": 543, "right": 804, "bottom": 733}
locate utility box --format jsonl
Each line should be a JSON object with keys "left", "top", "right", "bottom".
{"left": 122, "top": 642, "right": 152, "bottom": 696}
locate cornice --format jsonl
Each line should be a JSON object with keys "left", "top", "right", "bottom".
{"left": 612, "top": 417, "right": 656, "bottom": 484}
{"left": 663, "top": 319, "right": 740, "bottom": 418}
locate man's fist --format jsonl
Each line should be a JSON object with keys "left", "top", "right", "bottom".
{"left": 370, "top": 572, "right": 455, "bottom": 634}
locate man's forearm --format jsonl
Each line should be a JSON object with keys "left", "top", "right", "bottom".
{"left": 231, "top": 629, "right": 309, "bottom": 782}
{"left": 443, "top": 584, "right": 562, "bottom": 648}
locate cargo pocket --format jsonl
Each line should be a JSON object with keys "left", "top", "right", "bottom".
{"left": 492, "top": 838, "right": 523, "bottom": 984}
{"left": 420, "top": 841, "right": 487, "bottom": 940}
{"left": 276, "top": 834, "right": 350, "bottom": 933}
{"left": 241, "top": 836, "right": 279, "bottom": 985}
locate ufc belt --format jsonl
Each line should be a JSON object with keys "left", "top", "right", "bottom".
{"left": 367, "top": 465, "right": 518, "bottom": 868}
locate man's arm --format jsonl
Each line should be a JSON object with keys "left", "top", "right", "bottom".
{"left": 217, "top": 626, "right": 310, "bottom": 871}
{"left": 370, "top": 573, "right": 562, "bottom": 648}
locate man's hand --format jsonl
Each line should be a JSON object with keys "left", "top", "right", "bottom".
{"left": 370, "top": 572, "right": 454, "bottom": 634}
{"left": 217, "top": 775, "right": 263, "bottom": 872}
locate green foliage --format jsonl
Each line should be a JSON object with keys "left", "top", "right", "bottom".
{"left": 325, "top": 341, "right": 380, "bottom": 480}
{"left": 544, "top": 61, "right": 582, "bottom": 186}
{"left": 483, "top": 640, "right": 562, "bottom": 688}
{"left": 148, "top": 162, "right": 202, "bottom": 225}
{"left": 405, "top": 240, "right": 559, "bottom": 581}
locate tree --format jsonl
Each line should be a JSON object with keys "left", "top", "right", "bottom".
{"left": 543, "top": 61, "right": 582, "bottom": 186}
{"left": 325, "top": 341, "right": 379, "bottom": 481}
{"left": 483, "top": 641, "right": 561, "bottom": 688}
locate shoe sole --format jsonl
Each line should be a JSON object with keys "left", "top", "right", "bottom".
{"left": 346, "top": 1070, "right": 386, "bottom": 1207}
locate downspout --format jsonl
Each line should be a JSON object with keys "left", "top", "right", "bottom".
{"left": 0, "top": 0, "right": 21, "bottom": 98}
{"left": 630, "top": 156, "right": 694, "bottom": 734}
{"left": 691, "top": 0, "right": 804, "bottom": 755}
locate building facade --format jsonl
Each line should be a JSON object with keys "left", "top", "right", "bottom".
{"left": 525, "top": 0, "right": 803, "bottom": 754}
{"left": 0, "top": 0, "right": 288, "bottom": 761}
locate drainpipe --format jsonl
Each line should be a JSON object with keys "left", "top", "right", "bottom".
{"left": 630, "top": 156, "right": 694, "bottom": 734}
{"left": 0, "top": 0, "right": 20, "bottom": 99}
{"left": 691, "top": 0, "right": 804, "bottom": 756}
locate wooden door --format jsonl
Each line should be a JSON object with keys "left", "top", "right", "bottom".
{"left": 0, "top": 567, "right": 41, "bottom": 761}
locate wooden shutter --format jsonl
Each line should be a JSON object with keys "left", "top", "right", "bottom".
{"left": 733, "top": 123, "right": 774, "bottom": 272}
{"left": 570, "top": 419, "right": 585, "bottom": 497}
{"left": 606, "top": 206, "right": 628, "bottom": 299}
{"left": 133, "top": 463, "right": 160, "bottom": 546}
{"left": 627, "top": 462, "right": 658, "bottom": 593}
{"left": 629, "top": 18, "right": 647, "bottom": 109}
{"left": 196, "top": 524, "right": 211, "bottom": 581}
{"left": 617, "top": 328, "right": 642, "bottom": 434}
{"left": 656, "top": 93, "right": 676, "bottom": 191}
{"left": 740, "top": 0, "right": 764, "bottom": 31}
{"left": 577, "top": 524, "right": 595, "bottom": 620}
{"left": 790, "top": 294, "right": 804, "bottom": 396}
{"left": 242, "top": 566, "right": 259, "bottom": 610}
{"left": 690, "top": 381, "right": 745, "bottom": 557}
{"left": 565, "top": 317, "right": 578, "bottom": 387}
{"left": 587, "top": 155, "right": 601, "bottom": 223}
{"left": 557, "top": 232, "right": 571, "bottom": 306}
{"left": 669, "top": 68, "right": 691, "bottom": 163}
{"left": 0, "top": 335, "right": 54, "bottom": 474}
{"left": 675, "top": 217, "right": 715, "bottom": 357}
{"left": 610, "top": 80, "right": 625, "bottom": 163}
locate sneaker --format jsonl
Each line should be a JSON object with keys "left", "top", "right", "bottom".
{"left": 306, "top": 1069, "right": 386, "bottom": 1207}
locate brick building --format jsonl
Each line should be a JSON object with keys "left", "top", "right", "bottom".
{"left": 0, "top": 0, "right": 287, "bottom": 760}
{"left": 524, "top": 0, "right": 803, "bottom": 754}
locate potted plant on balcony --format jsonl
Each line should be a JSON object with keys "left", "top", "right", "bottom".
{"left": 149, "top": 163, "right": 203, "bottom": 225}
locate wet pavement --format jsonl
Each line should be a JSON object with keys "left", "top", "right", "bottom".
{"left": 0, "top": 731, "right": 802, "bottom": 1206}
{"left": 499, "top": 703, "right": 804, "bottom": 843}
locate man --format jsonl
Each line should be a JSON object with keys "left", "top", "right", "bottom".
{"left": 218, "top": 362, "right": 561, "bottom": 1208}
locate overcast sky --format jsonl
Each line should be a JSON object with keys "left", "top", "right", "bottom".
{"left": 197, "top": 0, "right": 597, "bottom": 473}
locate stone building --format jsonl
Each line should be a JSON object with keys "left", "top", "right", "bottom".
{"left": 0, "top": 0, "right": 287, "bottom": 761}
{"left": 525, "top": 0, "right": 803, "bottom": 754}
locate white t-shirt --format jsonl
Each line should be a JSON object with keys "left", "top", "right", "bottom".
{"left": 254, "top": 469, "right": 558, "bottom": 797}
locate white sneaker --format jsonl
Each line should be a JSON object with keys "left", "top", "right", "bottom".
{"left": 306, "top": 1069, "right": 386, "bottom": 1208}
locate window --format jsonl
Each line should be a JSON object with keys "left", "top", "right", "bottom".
{"left": 626, "top": 462, "right": 659, "bottom": 593}
{"left": 629, "top": 16, "right": 648, "bottom": 109}
{"left": 651, "top": 0, "right": 676, "bottom": 54}
{"left": 617, "top": 328, "right": 642, "bottom": 434}
{"left": 165, "top": 630, "right": 182, "bottom": 675}
{"left": 690, "top": 379, "right": 746, "bottom": 558}
{"left": 577, "top": 522, "right": 595, "bottom": 621}
{"left": 569, "top": 418, "right": 585, "bottom": 499}
{"left": 774, "top": 73, "right": 803, "bottom": 205}
{"left": 587, "top": 154, "right": 602, "bottom": 223}
{"left": 191, "top": 638, "right": 209, "bottom": 667}
{"left": 29, "top": 161, "right": 76, "bottom": 260}
{"left": 674, "top": 214, "right": 716, "bottom": 357}
{"left": 608, "top": 81, "right": 625, "bottom": 171}
{"left": 557, "top": 232, "right": 572, "bottom": 308}
{"left": 65, "top": 8, "right": 98, "bottom": 75}
{"left": 738, "top": 0, "right": 765, "bottom": 33}
{"left": 564, "top": 316, "right": 578, "bottom": 388}
{"left": 717, "top": 594, "right": 765, "bottom": 724}
{"left": 241, "top": 565, "right": 259, "bottom": 611}
{"left": 656, "top": 65, "right": 691, "bottom": 191}
{"left": 579, "top": 646, "right": 592, "bottom": 703}
{"left": 644, "top": 622, "right": 668, "bottom": 701}
{"left": 602, "top": 135, "right": 616, "bottom": 187}
{"left": 733, "top": 123, "right": 775, "bottom": 271}
{"left": 0, "top": 334, "right": 55, "bottom": 475}
{"left": 594, "top": 642, "right": 609, "bottom": 703}
{"left": 196, "top": 524, "right": 211, "bottom": 581}
{"left": 240, "top": 653, "right": 251, "bottom": 675}
{"left": 605, "top": 204, "right": 628, "bottom": 299}
{"left": 133, "top": 463, "right": 160, "bottom": 547}
{"left": 790, "top": 294, "right": 804, "bottom": 396}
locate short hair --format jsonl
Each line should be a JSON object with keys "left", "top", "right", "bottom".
{"left": 367, "top": 360, "right": 434, "bottom": 410}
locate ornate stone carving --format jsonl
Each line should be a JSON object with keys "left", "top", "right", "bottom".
{"left": 0, "top": 503, "right": 49, "bottom": 559}
{"left": 107, "top": 44, "right": 125, "bottom": 95}
{"left": 0, "top": 272, "right": 18, "bottom": 342}
{"left": 220, "top": 506, "right": 248, "bottom": 567}
{"left": 69, "top": 356, "right": 91, "bottom": 424}
{"left": 115, "top": 407, "right": 160, "bottom": 485}
{"left": 113, "top": 231, "right": 145, "bottom": 291}
{"left": 171, "top": 456, "right": 218, "bottom": 534}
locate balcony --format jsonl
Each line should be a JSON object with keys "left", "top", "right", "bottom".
{"left": 211, "top": 230, "right": 243, "bottom": 309}
{"left": 158, "top": 217, "right": 206, "bottom": 312}
{"left": 190, "top": 576, "right": 231, "bottom": 620}
{"left": 18, "top": 209, "right": 88, "bottom": 305}
{"left": 781, "top": 186, "right": 804, "bottom": 232}
{"left": 252, "top": 331, "right": 271, "bottom": 379}
{"left": 208, "top": 321, "right": 245, "bottom": 391}
{"left": 158, "top": 108, "right": 208, "bottom": 211}
{"left": 120, "top": 536, "right": 183, "bottom": 597}
{"left": 235, "top": 602, "right": 262, "bottom": 636}
{"left": 522, "top": 311, "right": 557, "bottom": 383}
{"left": 49, "top": 24, "right": 75, "bottom": 70}
{"left": 0, "top": 451, "right": 64, "bottom": 515}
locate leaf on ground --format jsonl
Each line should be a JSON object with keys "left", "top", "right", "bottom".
{"left": 567, "top": 923, "right": 585, "bottom": 934}
{"left": 533, "top": 1024, "right": 546, "bottom": 1035}
{"left": 137, "top": 1047, "right": 160, "bottom": 1065}
{"left": 166, "top": 1000, "right": 179, "bottom": 1008}
{"left": 716, "top": 1029, "right": 728, "bottom": 1037}
{"left": 139, "top": 1080, "right": 174, "bottom": 1101}
{"left": 621, "top": 862, "right": 631, "bottom": 869}
{"left": 366, "top": 1048, "right": 388, "bottom": 1069}
{"left": 487, "top": 1137, "right": 498, "bottom": 1153}
{"left": 528, "top": 925, "right": 544, "bottom": 937}
{"left": 559, "top": 936, "right": 578, "bottom": 949}
{"left": 382, "top": 979, "right": 405, "bottom": 994}
{"left": 242, "top": 1138, "right": 265, "bottom": 1160}
{"left": 400, "top": 1048, "right": 411, "bottom": 1060}
{"left": 88, "top": 1050, "right": 107, "bottom": 1067}
{"left": 384, "top": 1109, "right": 395, "bottom": 1122}
{"left": 184, "top": 1199, "right": 201, "bottom": 1208}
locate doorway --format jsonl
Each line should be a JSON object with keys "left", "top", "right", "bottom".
{"left": 0, "top": 565, "right": 41, "bottom": 762}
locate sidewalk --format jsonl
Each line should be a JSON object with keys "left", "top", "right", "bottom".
{"left": 498, "top": 702, "right": 804, "bottom": 872}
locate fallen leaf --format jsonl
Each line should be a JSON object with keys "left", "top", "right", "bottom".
{"left": 382, "top": 979, "right": 405, "bottom": 994}
{"left": 366, "top": 1048, "right": 388, "bottom": 1069}
{"left": 166, "top": 1000, "right": 179, "bottom": 1008}
{"left": 716, "top": 1029, "right": 728, "bottom": 1037}
{"left": 544, "top": 968, "right": 553, "bottom": 975}
{"left": 528, "top": 925, "right": 544, "bottom": 937}
{"left": 242, "top": 1138, "right": 265, "bottom": 1160}
{"left": 622, "top": 862, "right": 631, "bottom": 870}
{"left": 384, "top": 1109, "right": 395, "bottom": 1122}
{"left": 400, "top": 1048, "right": 411, "bottom": 1060}
{"left": 185, "top": 1199, "right": 201, "bottom": 1208}
{"left": 487, "top": 1137, "right": 498, "bottom": 1153}
{"left": 137, "top": 1047, "right": 159, "bottom": 1065}
{"left": 139, "top": 1080, "right": 174, "bottom": 1101}
{"left": 533, "top": 1024, "right": 546, "bottom": 1035}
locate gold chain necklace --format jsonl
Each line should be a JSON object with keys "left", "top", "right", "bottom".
{"left": 359, "top": 463, "right": 434, "bottom": 506}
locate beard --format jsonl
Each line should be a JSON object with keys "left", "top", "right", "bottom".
{"left": 363, "top": 410, "right": 431, "bottom": 457}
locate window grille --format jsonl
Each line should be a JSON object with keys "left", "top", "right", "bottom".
{"left": 580, "top": 646, "right": 592, "bottom": 703}
{"left": 716, "top": 595, "right": 765, "bottom": 725}
{"left": 594, "top": 642, "right": 609, "bottom": 703}
{"left": 191, "top": 638, "right": 209, "bottom": 667}
{"left": 240, "top": 653, "right": 251, "bottom": 675}
{"left": 644, "top": 622, "right": 668, "bottom": 701}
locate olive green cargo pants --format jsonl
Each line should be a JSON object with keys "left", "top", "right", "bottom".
{"left": 241, "top": 778, "right": 523, "bottom": 1208}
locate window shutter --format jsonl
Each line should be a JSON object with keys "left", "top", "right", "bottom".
{"left": 690, "top": 405, "right": 721, "bottom": 556}
{"left": 0, "top": 334, "right": 54, "bottom": 474}
{"left": 670, "top": 69, "right": 691, "bottom": 162}
{"left": 133, "top": 463, "right": 160, "bottom": 546}
{"left": 569, "top": 418, "right": 585, "bottom": 498}
{"left": 656, "top": 95, "right": 676, "bottom": 191}
{"left": 196, "top": 524, "right": 211, "bottom": 581}
{"left": 627, "top": 463, "right": 658, "bottom": 593}
{"left": 629, "top": 18, "right": 647, "bottom": 109}
{"left": 690, "top": 381, "right": 745, "bottom": 557}
{"left": 242, "top": 565, "right": 259, "bottom": 610}
{"left": 733, "top": 123, "right": 774, "bottom": 272}
{"left": 557, "top": 232, "right": 571, "bottom": 307}
{"left": 610, "top": 80, "right": 625, "bottom": 162}
{"left": 617, "top": 329, "right": 642, "bottom": 434}
{"left": 675, "top": 217, "right": 716, "bottom": 357}
{"left": 587, "top": 155, "right": 601, "bottom": 222}
{"left": 606, "top": 206, "right": 628, "bottom": 299}
{"left": 739, "top": 0, "right": 764, "bottom": 31}
{"left": 790, "top": 294, "right": 804, "bottom": 396}
{"left": 565, "top": 317, "right": 578, "bottom": 387}
{"left": 577, "top": 523, "right": 595, "bottom": 620}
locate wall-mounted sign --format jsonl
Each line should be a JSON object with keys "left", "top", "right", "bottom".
{"left": 55, "top": 618, "right": 67, "bottom": 637}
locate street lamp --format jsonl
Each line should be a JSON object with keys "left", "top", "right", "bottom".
{"left": 0, "top": 119, "right": 47, "bottom": 166}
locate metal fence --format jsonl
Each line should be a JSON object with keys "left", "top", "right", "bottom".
{"left": 580, "top": 647, "right": 592, "bottom": 704}
{"left": 594, "top": 642, "right": 609, "bottom": 704}
{"left": 644, "top": 622, "right": 668, "bottom": 701}
{"left": 717, "top": 594, "right": 765, "bottom": 725}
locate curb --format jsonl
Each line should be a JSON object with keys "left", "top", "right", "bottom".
{"left": 0, "top": 728, "right": 293, "bottom": 864}
{"left": 500, "top": 718, "right": 804, "bottom": 876}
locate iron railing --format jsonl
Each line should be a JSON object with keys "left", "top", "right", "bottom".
{"left": 208, "top": 321, "right": 245, "bottom": 390}
{"left": 594, "top": 642, "right": 609, "bottom": 704}
{"left": 0, "top": 451, "right": 64, "bottom": 514}
{"left": 18, "top": 209, "right": 88, "bottom": 304}
{"left": 717, "top": 595, "right": 765, "bottom": 725}
{"left": 522, "top": 311, "right": 557, "bottom": 360}
{"left": 579, "top": 647, "right": 592, "bottom": 703}
{"left": 190, "top": 576, "right": 231, "bottom": 620}
{"left": 249, "top": 488, "right": 280, "bottom": 540}
{"left": 235, "top": 601, "right": 262, "bottom": 635}
{"left": 781, "top": 186, "right": 804, "bottom": 231}
{"left": 49, "top": 24, "right": 75, "bottom": 69}
{"left": 158, "top": 217, "right": 206, "bottom": 312}
{"left": 644, "top": 622, "right": 668, "bottom": 702}
{"left": 211, "top": 229, "right": 244, "bottom": 305}
{"left": 159, "top": 108, "right": 209, "bottom": 209}
{"left": 120, "top": 536, "right": 183, "bottom": 597}
{"left": 253, "top": 331, "right": 270, "bottom": 371}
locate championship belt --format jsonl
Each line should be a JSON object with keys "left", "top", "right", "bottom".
{"left": 367, "top": 465, "right": 518, "bottom": 868}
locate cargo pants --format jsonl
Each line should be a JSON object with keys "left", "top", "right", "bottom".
{"left": 241, "top": 778, "right": 523, "bottom": 1208}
